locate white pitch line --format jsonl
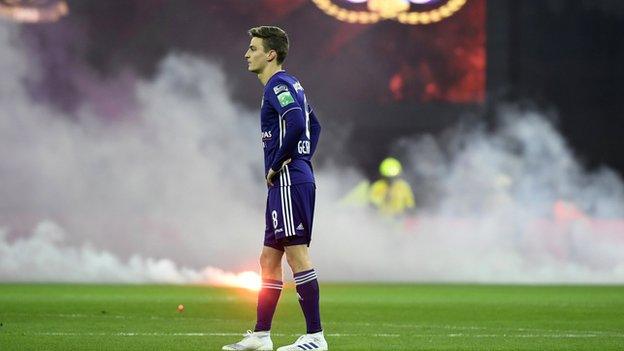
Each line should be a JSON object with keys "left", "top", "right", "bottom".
{"left": 12, "top": 315, "right": 624, "bottom": 338}
{"left": 23, "top": 332, "right": 624, "bottom": 339}
{"left": 327, "top": 321, "right": 623, "bottom": 336}
{"left": 7, "top": 312, "right": 230, "bottom": 322}
{"left": 447, "top": 333, "right": 624, "bottom": 338}
{"left": 26, "top": 332, "right": 401, "bottom": 338}
{"left": 327, "top": 333, "right": 401, "bottom": 338}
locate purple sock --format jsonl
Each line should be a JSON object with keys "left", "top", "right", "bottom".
{"left": 254, "top": 279, "right": 283, "bottom": 332}
{"left": 294, "top": 269, "right": 322, "bottom": 334}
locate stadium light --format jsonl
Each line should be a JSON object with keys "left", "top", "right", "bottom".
{"left": 345, "top": 0, "right": 439, "bottom": 3}
{"left": 0, "top": 0, "right": 68, "bottom": 23}
{"left": 312, "top": 0, "right": 467, "bottom": 25}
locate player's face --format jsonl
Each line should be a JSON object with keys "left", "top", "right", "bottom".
{"left": 245, "top": 37, "right": 268, "bottom": 74}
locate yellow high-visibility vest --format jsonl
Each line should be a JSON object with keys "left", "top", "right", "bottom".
{"left": 369, "top": 178, "right": 415, "bottom": 216}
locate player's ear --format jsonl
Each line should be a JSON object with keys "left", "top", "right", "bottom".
{"left": 267, "top": 50, "right": 277, "bottom": 62}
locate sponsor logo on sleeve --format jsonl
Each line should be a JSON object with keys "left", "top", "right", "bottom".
{"left": 277, "top": 91, "right": 295, "bottom": 107}
{"left": 273, "top": 84, "right": 289, "bottom": 95}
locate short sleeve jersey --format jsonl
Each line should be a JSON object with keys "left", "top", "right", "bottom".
{"left": 261, "top": 71, "right": 315, "bottom": 188}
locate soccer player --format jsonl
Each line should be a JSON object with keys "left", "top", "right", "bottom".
{"left": 222, "top": 26, "right": 327, "bottom": 351}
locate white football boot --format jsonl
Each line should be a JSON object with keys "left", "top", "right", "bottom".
{"left": 222, "top": 330, "right": 273, "bottom": 350}
{"left": 276, "top": 331, "right": 328, "bottom": 351}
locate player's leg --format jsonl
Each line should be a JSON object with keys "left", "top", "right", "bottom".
{"left": 283, "top": 244, "right": 311, "bottom": 272}
{"left": 222, "top": 192, "right": 286, "bottom": 351}
{"left": 277, "top": 244, "right": 327, "bottom": 351}
{"left": 285, "top": 245, "right": 323, "bottom": 335}
{"left": 255, "top": 245, "right": 284, "bottom": 332}
{"left": 254, "top": 187, "right": 289, "bottom": 333}
{"left": 223, "top": 246, "right": 282, "bottom": 350}
{"left": 277, "top": 183, "right": 327, "bottom": 351}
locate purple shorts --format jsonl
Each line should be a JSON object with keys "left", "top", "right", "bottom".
{"left": 264, "top": 182, "right": 316, "bottom": 251}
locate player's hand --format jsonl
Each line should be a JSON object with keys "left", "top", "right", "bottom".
{"left": 266, "top": 158, "right": 291, "bottom": 187}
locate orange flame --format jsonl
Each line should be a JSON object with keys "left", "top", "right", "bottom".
{"left": 201, "top": 267, "right": 261, "bottom": 291}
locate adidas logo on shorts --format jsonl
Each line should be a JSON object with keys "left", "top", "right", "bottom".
{"left": 296, "top": 223, "right": 304, "bottom": 231}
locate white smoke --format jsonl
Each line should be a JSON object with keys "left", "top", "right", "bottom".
{"left": 0, "top": 21, "right": 264, "bottom": 283}
{"left": 311, "top": 113, "right": 624, "bottom": 283}
{"left": 1, "top": 21, "right": 623, "bottom": 284}
{"left": 0, "top": 221, "right": 262, "bottom": 287}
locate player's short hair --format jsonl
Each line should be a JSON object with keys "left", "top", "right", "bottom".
{"left": 248, "top": 26, "right": 289, "bottom": 65}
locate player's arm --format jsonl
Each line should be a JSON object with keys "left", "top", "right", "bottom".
{"left": 267, "top": 81, "right": 306, "bottom": 172}
{"left": 265, "top": 107, "right": 303, "bottom": 186}
{"left": 308, "top": 108, "right": 321, "bottom": 156}
{"left": 270, "top": 108, "right": 305, "bottom": 172}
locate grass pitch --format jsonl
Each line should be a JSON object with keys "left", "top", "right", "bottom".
{"left": 0, "top": 283, "right": 623, "bottom": 350}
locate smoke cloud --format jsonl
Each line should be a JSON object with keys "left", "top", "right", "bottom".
{"left": 1, "top": 21, "right": 623, "bottom": 284}
{"left": 312, "top": 113, "right": 624, "bottom": 283}
{"left": 0, "top": 220, "right": 259, "bottom": 287}
{"left": 1, "top": 21, "right": 264, "bottom": 283}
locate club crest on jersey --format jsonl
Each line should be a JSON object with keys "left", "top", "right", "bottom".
{"left": 293, "top": 81, "right": 304, "bottom": 92}
{"left": 273, "top": 84, "right": 289, "bottom": 95}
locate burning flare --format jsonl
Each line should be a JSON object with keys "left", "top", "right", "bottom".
{"left": 202, "top": 267, "right": 262, "bottom": 291}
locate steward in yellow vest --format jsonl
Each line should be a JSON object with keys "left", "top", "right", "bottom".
{"left": 341, "top": 157, "right": 415, "bottom": 217}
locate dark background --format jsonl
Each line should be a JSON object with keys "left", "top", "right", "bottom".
{"left": 487, "top": 1, "right": 624, "bottom": 176}
{"left": 17, "top": 0, "right": 624, "bottom": 178}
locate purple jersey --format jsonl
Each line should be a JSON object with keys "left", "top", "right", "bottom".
{"left": 261, "top": 71, "right": 321, "bottom": 188}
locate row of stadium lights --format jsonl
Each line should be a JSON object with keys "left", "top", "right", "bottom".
{"left": 1, "top": 0, "right": 465, "bottom": 25}
{"left": 345, "top": 0, "right": 439, "bottom": 3}
{"left": 312, "top": 0, "right": 467, "bottom": 25}
{"left": 0, "top": 0, "right": 68, "bottom": 23}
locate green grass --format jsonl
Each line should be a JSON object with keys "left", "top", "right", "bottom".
{"left": 0, "top": 283, "right": 623, "bottom": 350}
